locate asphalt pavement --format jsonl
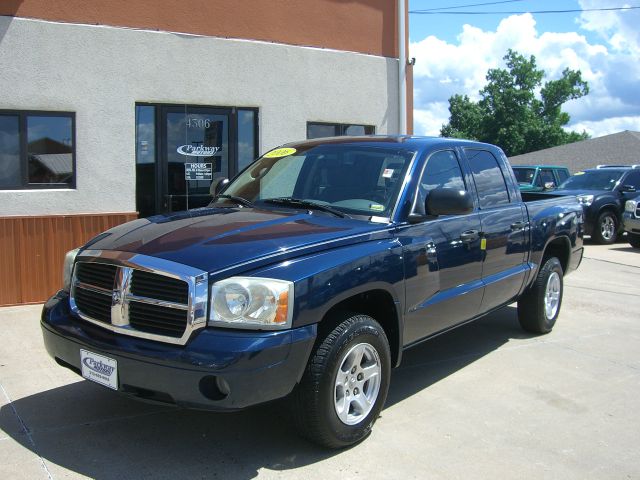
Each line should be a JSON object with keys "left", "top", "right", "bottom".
{"left": 1, "top": 239, "right": 639, "bottom": 479}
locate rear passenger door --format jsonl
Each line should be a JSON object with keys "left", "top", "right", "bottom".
{"left": 464, "top": 149, "right": 528, "bottom": 312}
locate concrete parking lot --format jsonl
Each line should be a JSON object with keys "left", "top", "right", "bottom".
{"left": 1, "top": 240, "right": 639, "bottom": 479}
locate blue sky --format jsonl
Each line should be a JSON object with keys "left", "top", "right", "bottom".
{"left": 408, "top": 0, "right": 640, "bottom": 138}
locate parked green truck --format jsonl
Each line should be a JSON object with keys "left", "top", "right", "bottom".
{"left": 512, "top": 165, "right": 571, "bottom": 192}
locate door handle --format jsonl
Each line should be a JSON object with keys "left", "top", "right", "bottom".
{"left": 511, "top": 221, "right": 528, "bottom": 231}
{"left": 460, "top": 229, "right": 480, "bottom": 243}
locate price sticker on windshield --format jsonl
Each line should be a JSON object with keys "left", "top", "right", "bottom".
{"left": 263, "top": 148, "right": 296, "bottom": 158}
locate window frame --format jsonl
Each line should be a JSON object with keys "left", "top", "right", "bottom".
{"left": 0, "top": 109, "right": 76, "bottom": 190}
{"left": 306, "top": 121, "right": 375, "bottom": 139}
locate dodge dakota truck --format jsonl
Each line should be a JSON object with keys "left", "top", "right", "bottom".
{"left": 42, "top": 136, "right": 584, "bottom": 448}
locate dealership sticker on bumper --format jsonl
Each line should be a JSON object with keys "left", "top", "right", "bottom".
{"left": 80, "top": 349, "right": 118, "bottom": 390}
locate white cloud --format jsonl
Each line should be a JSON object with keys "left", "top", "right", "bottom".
{"left": 414, "top": 103, "right": 450, "bottom": 136}
{"left": 410, "top": 12, "right": 640, "bottom": 140}
{"left": 567, "top": 116, "right": 640, "bottom": 138}
{"left": 578, "top": 0, "right": 640, "bottom": 54}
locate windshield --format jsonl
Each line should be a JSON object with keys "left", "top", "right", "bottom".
{"left": 513, "top": 168, "right": 536, "bottom": 185}
{"left": 558, "top": 170, "right": 624, "bottom": 191}
{"left": 212, "top": 144, "right": 415, "bottom": 218}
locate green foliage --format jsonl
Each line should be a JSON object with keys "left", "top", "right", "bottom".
{"left": 440, "top": 50, "right": 590, "bottom": 156}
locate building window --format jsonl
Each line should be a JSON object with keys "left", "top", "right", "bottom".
{"left": 237, "top": 109, "right": 258, "bottom": 171}
{"left": 307, "top": 122, "right": 375, "bottom": 139}
{"left": 0, "top": 110, "right": 75, "bottom": 189}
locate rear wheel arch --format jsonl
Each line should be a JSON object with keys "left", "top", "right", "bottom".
{"left": 541, "top": 236, "right": 571, "bottom": 273}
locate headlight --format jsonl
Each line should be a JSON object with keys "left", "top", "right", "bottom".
{"left": 209, "top": 277, "right": 294, "bottom": 330}
{"left": 576, "top": 194, "right": 594, "bottom": 206}
{"left": 625, "top": 200, "right": 637, "bottom": 213}
{"left": 62, "top": 248, "right": 81, "bottom": 291}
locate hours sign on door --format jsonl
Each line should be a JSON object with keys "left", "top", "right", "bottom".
{"left": 184, "top": 163, "right": 213, "bottom": 181}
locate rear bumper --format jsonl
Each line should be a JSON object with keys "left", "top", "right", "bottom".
{"left": 41, "top": 291, "right": 316, "bottom": 410}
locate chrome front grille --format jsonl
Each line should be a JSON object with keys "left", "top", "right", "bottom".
{"left": 130, "top": 269, "right": 189, "bottom": 304}
{"left": 70, "top": 251, "right": 208, "bottom": 345}
{"left": 75, "top": 262, "right": 118, "bottom": 290}
{"left": 129, "top": 302, "right": 189, "bottom": 337}
{"left": 73, "top": 287, "right": 112, "bottom": 323}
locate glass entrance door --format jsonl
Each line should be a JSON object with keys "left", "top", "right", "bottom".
{"left": 136, "top": 103, "right": 258, "bottom": 218}
{"left": 162, "top": 106, "right": 232, "bottom": 213}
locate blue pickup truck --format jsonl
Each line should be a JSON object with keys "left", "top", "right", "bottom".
{"left": 42, "top": 136, "right": 584, "bottom": 448}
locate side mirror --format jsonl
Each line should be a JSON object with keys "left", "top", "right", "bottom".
{"left": 427, "top": 188, "right": 474, "bottom": 216}
{"left": 544, "top": 182, "right": 556, "bottom": 190}
{"left": 409, "top": 188, "right": 473, "bottom": 223}
{"left": 210, "top": 177, "right": 229, "bottom": 196}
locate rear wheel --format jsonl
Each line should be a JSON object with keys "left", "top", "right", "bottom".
{"left": 592, "top": 211, "right": 618, "bottom": 244}
{"left": 290, "top": 313, "right": 391, "bottom": 448}
{"left": 629, "top": 234, "right": 640, "bottom": 249}
{"left": 518, "top": 257, "right": 563, "bottom": 334}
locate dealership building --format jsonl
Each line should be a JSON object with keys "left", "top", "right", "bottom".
{"left": 0, "top": 0, "right": 413, "bottom": 305}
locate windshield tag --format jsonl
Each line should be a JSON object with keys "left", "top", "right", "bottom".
{"left": 382, "top": 169, "right": 394, "bottom": 178}
{"left": 369, "top": 204, "right": 385, "bottom": 211}
{"left": 263, "top": 147, "right": 297, "bottom": 158}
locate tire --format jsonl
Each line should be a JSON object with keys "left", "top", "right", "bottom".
{"left": 629, "top": 234, "right": 640, "bottom": 249}
{"left": 592, "top": 211, "right": 618, "bottom": 244}
{"left": 517, "top": 257, "right": 563, "bottom": 334}
{"left": 290, "top": 313, "right": 391, "bottom": 448}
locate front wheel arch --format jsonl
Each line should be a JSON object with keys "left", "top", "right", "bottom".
{"left": 316, "top": 287, "right": 402, "bottom": 368}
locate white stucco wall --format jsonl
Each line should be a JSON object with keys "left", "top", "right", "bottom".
{"left": 0, "top": 16, "right": 399, "bottom": 215}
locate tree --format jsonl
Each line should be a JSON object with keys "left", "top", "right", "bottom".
{"left": 440, "top": 50, "right": 589, "bottom": 156}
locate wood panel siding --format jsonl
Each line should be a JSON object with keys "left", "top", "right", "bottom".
{"left": 0, "top": 213, "right": 137, "bottom": 306}
{"left": 1, "top": 0, "right": 399, "bottom": 58}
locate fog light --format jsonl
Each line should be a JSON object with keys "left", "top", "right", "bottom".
{"left": 199, "top": 375, "right": 230, "bottom": 401}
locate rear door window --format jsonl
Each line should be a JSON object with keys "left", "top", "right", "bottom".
{"left": 556, "top": 169, "right": 569, "bottom": 183}
{"left": 465, "top": 149, "right": 510, "bottom": 208}
{"left": 538, "top": 169, "right": 556, "bottom": 188}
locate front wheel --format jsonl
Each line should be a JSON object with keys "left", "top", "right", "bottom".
{"left": 517, "top": 257, "right": 564, "bottom": 334}
{"left": 592, "top": 211, "right": 618, "bottom": 244}
{"left": 290, "top": 313, "right": 391, "bottom": 448}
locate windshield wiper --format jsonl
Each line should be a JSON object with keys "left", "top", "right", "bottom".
{"left": 263, "top": 197, "right": 348, "bottom": 218}
{"left": 212, "top": 194, "right": 255, "bottom": 208}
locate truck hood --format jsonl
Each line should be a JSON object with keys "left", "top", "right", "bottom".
{"left": 85, "top": 207, "right": 388, "bottom": 273}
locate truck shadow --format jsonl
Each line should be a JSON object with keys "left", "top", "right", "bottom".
{"left": 0, "top": 306, "right": 531, "bottom": 479}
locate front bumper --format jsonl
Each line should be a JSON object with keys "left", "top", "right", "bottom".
{"left": 42, "top": 291, "right": 316, "bottom": 410}
{"left": 623, "top": 213, "right": 640, "bottom": 234}
{"left": 582, "top": 205, "right": 596, "bottom": 236}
